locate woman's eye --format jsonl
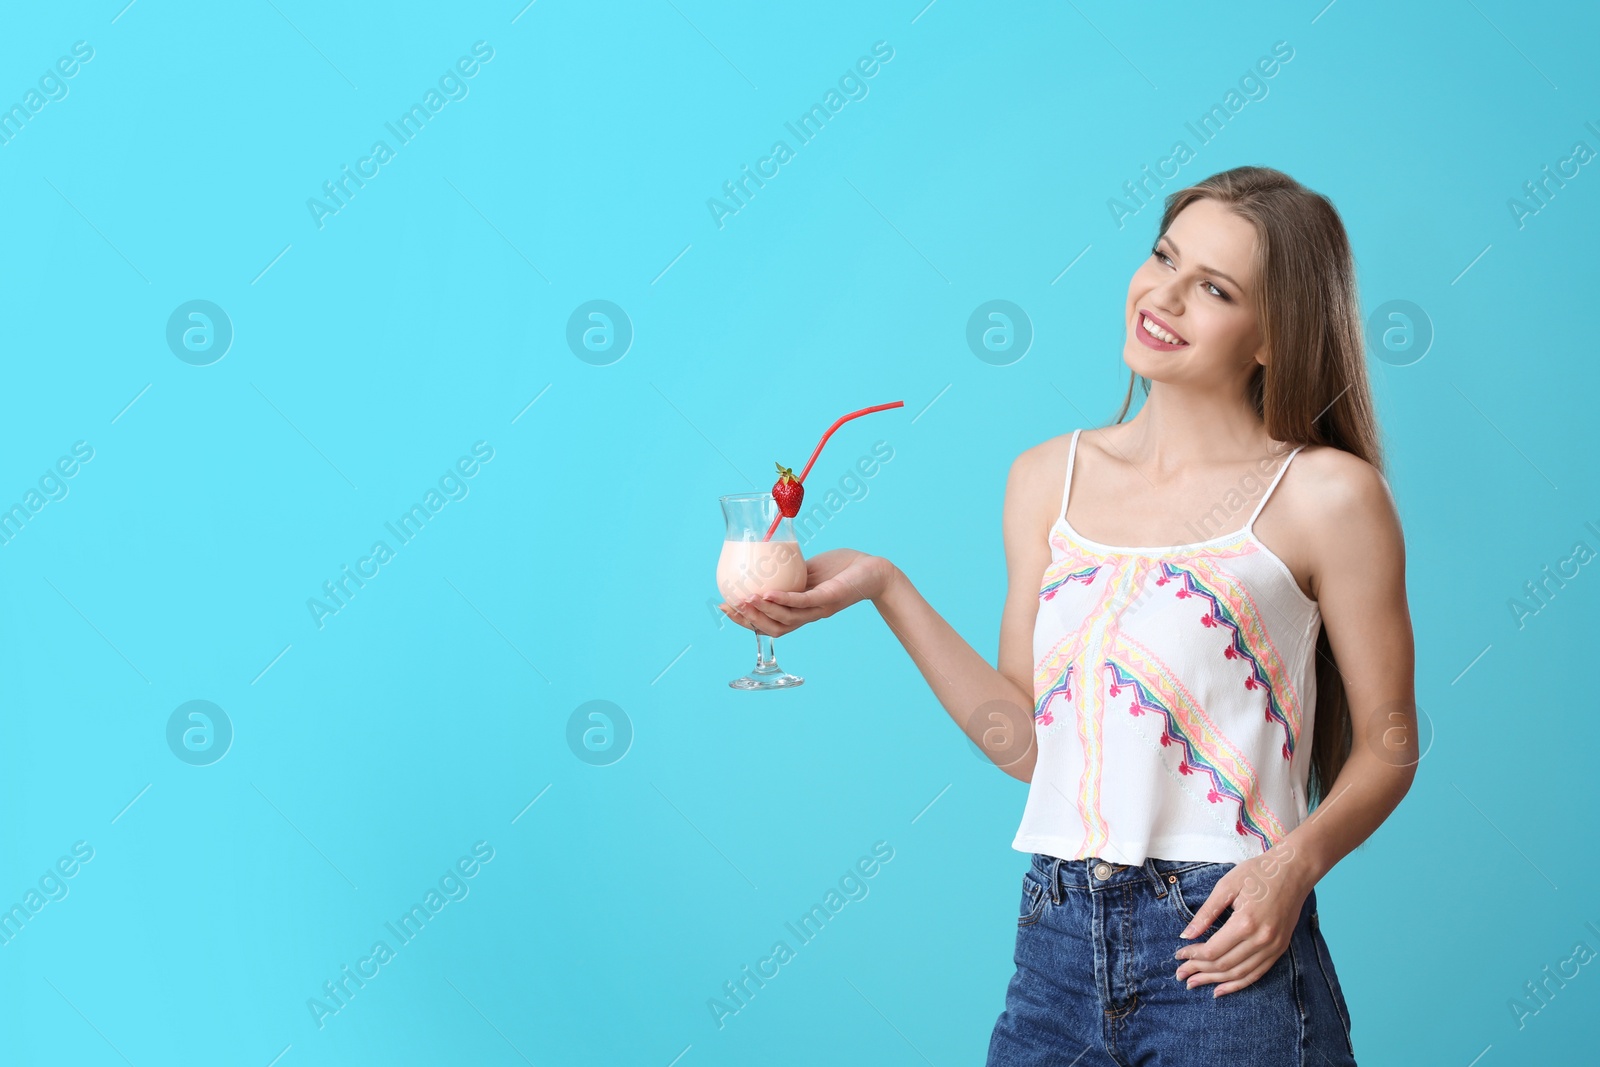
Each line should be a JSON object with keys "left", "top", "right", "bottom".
{"left": 1153, "top": 247, "right": 1228, "bottom": 300}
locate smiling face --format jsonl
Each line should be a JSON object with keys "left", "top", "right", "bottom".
{"left": 1123, "top": 197, "right": 1266, "bottom": 389}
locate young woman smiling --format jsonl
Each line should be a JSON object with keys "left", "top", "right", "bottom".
{"left": 719, "top": 166, "right": 1415, "bottom": 1064}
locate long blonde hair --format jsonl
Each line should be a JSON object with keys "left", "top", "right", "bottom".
{"left": 1112, "top": 165, "right": 1384, "bottom": 810}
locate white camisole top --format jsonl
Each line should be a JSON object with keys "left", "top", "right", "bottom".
{"left": 1011, "top": 428, "right": 1323, "bottom": 865}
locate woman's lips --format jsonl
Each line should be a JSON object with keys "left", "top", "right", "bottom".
{"left": 1136, "top": 310, "right": 1188, "bottom": 350}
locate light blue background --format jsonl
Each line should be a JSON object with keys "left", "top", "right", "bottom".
{"left": 1, "top": 1, "right": 1596, "bottom": 1063}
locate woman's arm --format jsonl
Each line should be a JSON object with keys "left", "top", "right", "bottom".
{"left": 1267, "top": 456, "right": 1419, "bottom": 894}
{"left": 1175, "top": 451, "right": 1419, "bottom": 993}
{"left": 871, "top": 449, "right": 1056, "bottom": 782}
{"left": 734, "top": 445, "right": 1059, "bottom": 782}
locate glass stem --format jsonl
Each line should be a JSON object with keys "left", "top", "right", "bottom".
{"left": 755, "top": 632, "right": 778, "bottom": 672}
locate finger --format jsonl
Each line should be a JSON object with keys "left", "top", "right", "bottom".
{"left": 1177, "top": 915, "right": 1248, "bottom": 966}
{"left": 1194, "top": 954, "right": 1262, "bottom": 987}
{"left": 1182, "top": 959, "right": 1246, "bottom": 990}
{"left": 1213, "top": 960, "right": 1274, "bottom": 997}
{"left": 732, "top": 597, "right": 785, "bottom": 636}
{"left": 737, "top": 595, "right": 784, "bottom": 625}
{"left": 1180, "top": 938, "right": 1269, "bottom": 987}
{"left": 753, "top": 594, "right": 819, "bottom": 626}
{"left": 1177, "top": 934, "right": 1260, "bottom": 980}
{"left": 760, "top": 588, "right": 814, "bottom": 608}
{"left": 1179, "top": 888, "right": 1239, "bottom": 940}
{"left": 721, "top": 602, "right": 759, "bottom": 633}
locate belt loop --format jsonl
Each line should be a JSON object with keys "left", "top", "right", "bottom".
{"left": 1141, "top": 857, "right": 1167, "bottom": 898}
{"left": 1048, "top": 856, "right": 1063, "bottom": 905}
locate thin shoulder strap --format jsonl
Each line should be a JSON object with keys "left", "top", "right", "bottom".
{"left": 1245, "top": 443, "right": 1305, "bottom": 532}
{"left": 1057, "top": 429, "right": 1082, "bottom": 525}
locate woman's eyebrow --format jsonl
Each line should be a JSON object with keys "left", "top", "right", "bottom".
{"left": 1161, "top": 236, "right": 1243, "bottom": 291}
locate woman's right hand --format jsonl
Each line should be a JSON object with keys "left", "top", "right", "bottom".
{"left": 719, "top": 548, "right": 893, "bottom": 638}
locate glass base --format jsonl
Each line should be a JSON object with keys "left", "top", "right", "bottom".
{"left": 729, "top": 665, "right": 805, "bottom": 691}
{"left": 729, "top": 631, "right": 803, "bottom": 690}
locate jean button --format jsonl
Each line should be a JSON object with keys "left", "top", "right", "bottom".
{"left": 1093, "top": 862, "right": 1111, "bottom": 880}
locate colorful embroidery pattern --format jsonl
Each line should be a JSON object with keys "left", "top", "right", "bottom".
{"left": 1040, "top": 563, "right": 1099, "bottom": 601}
{"left": 1033, "top": 661, "right": 1073, "bottom": 728}
{"left": 1043, "top": 555, "right": 1153, "bottom": 857}
{"left": 1074, "top": 654, "right": 1111, "bottom": 855}
{"left": 1015, "top": 428, "right": 1319, "bottom": 863}
{"left": 1032, "top": 563, "right": 1112, "bottom": 730}
{"left": 1105, "top": 636, "right": 1290, "bottom": 851}
{"left": 1035, "top": 549, "right": 1298, "bottom": 855}
{"left": 1154, "top": 558, "right": 1301, "bottom": 760}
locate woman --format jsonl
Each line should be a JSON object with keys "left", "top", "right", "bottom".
{"left": 719, "top": 166, "right": 1416, "bottom": 1064}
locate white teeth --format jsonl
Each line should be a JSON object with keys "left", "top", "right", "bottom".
{"left": 1141, "top": 313, "right": 1185, "bottom": 345}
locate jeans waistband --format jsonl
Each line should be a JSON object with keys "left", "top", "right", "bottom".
{"left": 1029, "top": 852, "right": 1229, "bottom": 904}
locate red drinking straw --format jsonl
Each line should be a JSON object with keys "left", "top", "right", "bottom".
{"left": 762, "top": 401, "right": 904, "bottom": 542}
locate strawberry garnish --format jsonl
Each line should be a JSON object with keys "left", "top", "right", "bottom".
{"left": 772, "top": 463, "right": 804, "bottom": 517}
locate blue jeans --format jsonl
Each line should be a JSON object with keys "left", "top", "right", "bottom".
{"left": 987, "top": 853, "right": 1358, "bottom": 1065}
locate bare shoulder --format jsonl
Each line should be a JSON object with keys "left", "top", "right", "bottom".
{"left": 1291, "top": 444, "right": 1395, "bottom": 514}
{"left": 1289, "top": 443, "right": 1403, "bottom": 556}
{"left": 1007, "top": 430, "right": 1076, "bottom": 504}
{"left": 1004, "top": 430, "right": 1078, "bottom": 534}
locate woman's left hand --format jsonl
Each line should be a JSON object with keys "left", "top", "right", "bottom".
{"left": 1173, "top": 847, "right": 1310, "bottom": 997}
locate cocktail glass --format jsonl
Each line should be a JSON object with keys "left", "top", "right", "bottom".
{"left": 717, "top": 492, "right": 806, "bottom": 690}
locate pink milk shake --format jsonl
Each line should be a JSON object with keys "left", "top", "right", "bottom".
{"left": 717, "top": 539, "right": 807, "bottom": 603}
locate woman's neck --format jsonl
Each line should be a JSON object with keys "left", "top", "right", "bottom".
{"left": 1113, "top": 383, "right": 1277, "bottom": 473}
